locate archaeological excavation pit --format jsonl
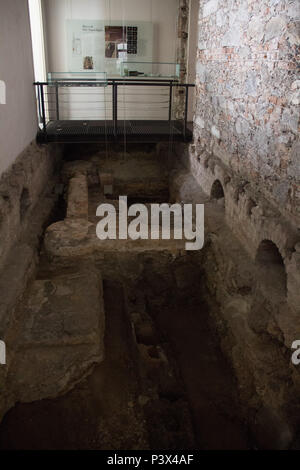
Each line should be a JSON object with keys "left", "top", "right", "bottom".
{"left": 0, "top": 142, "right": 299, "bottom": 451}
{"left": 0, "top": 0, "right": 299, "bottom": 454}
{"left": 0, "top": 146, "right": 249, "bottom": 450}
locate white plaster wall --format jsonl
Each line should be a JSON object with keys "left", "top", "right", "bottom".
{"left": 43, "top": 0, "right": 179, "bottom": 72}
{"left": 42, "top": 0, "right": 180, "bottom": 120}
{"left": 0, "top": 0, "right": 37, "bottom": 177}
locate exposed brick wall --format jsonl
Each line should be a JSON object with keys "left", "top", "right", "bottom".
{"left": 193, "top": 0, "right": 299, "bottom": 221}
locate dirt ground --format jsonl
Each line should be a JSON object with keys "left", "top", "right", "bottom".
{"left": 0, "top": 266, "right": 251, "bottom": 450}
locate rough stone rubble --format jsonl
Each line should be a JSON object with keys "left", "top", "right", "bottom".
{"left": 193, "top": 0, "right": 299, "bottom": 220}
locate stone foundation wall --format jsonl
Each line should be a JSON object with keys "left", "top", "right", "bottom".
{"left": 186, "top": 144, "right": 300, "bottom": 312}
{"left": 194, "top": 0, "right": 300, "bottom": 221}
{"left": 0, "top": 142, "right": 61, "bottom": 267}
{"left": 186, "top": 4, "right": 300, "bottom": 433}
{"left": 0, "top": 141, "right": 62, "bottom": 339}
{"left": 171, "top": 145, "right": 300, "bottom": 447}
{"left": 201, "top": 225, "right": 300, "bottom": 448}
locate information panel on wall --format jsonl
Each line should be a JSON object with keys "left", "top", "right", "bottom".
{"left": 67, "top": 20, "right": 153, "bottom": 75}
{"left": 67, "top": 20, "right": 105, "bottom": 72}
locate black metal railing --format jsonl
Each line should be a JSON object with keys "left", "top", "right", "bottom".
{"left": 33, "top": 78, "right": 195, "bottom": 142}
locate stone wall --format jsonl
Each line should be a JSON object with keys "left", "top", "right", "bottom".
{"left": 0, "top": 142, "right": 61, "bottom": 268}
{"left": 187, "top": 144, "right": 300, "bottom": 311}
{"left": 0, "top": 140, "right": 64, "bottom": 420}
{"left": 181, "top": 0, "right": 300, "bottom": 446}
{"left": 193, "top": 0, "right": 299, "bottom": 222}
{"left": 0, "top": 141, "right": 62, "bottom": 337}
{"left": 172, "top": 144, "right": 300, "bottom": 447}
{"left": 188, "top": 0, "right": 300, "bottom": 336}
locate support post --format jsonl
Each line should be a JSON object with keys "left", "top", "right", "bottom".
{"left": 113, "top": 82, "right": 118, "bottom": 139}
{"left": 168, "top": 81, "right": 173, "bottom": 121}
{"left": 40, "top": 84, "right": 47, "bottom": 133}
{"left": 55, "top": 83, "right": 60, "bottom": 120}
{"left": 37, "top": 84, "right": 42, "bottom": 124}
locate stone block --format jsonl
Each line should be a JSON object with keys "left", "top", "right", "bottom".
{"left": 99, "top": 171, "right": 114, "bottom": 195}
{"left": 0, "top": 244, "right": 36, "bottom": 335}
{"left": 264, "top": 16, "right": 287, "bottom": 42}
{"left": 203, "top": 0, "right": 219, "bottom": 18}
{"left": 99, "top": 171, "right": 114, "bottom": 188}
{"left": 211, "top": 126, "right": 220, "bottom": 139}
{"left": 5, "top": 269, "right": 105, "bottom": 405}
{"left": 67, "top": 174, "right": 88, "bottom": 219}
{"left": 221, "top": 25, "right": 242, "bottom": 47}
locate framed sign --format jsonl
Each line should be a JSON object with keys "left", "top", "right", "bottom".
{"left": 67, "top": 20, "right": 153, "bottom": 75}
{"left": 67, "top": 20, "right": 105, "bottom": 72}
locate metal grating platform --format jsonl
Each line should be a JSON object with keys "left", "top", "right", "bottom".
{"left": 37, "top": 120, "right": 193, "bottom": 144}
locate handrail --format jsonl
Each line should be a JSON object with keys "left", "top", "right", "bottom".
{"left": 33, "top": 79, "right": 195, "bottom": 140}
{"left": 34, "top": 78, "right": 195, "bottom": 87}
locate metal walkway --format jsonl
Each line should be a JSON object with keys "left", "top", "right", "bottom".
{"left": 37, "top": 119, "right": 193, "bottom": 143}
{"left": 34, "top": 78, "right": 195, "bottom": 144}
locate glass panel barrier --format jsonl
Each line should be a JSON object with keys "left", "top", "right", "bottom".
{"left": 120, "top": 62, "right": 180, "bottom": 79}
{"left": 47, "top": 72, "right": 108, "bottom": 87}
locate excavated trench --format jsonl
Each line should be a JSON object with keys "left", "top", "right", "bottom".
{"left": 0, "top": 255, "right": 251, "bottom": 449}
{"left": 0, "top": 146, "right": 253, "bottom": 449}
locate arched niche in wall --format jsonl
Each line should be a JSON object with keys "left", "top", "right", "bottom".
{"left": 255, "top": 239, "right": 287, "bottom": 297}
{"left": 210, "top": 179, "right": 225, "bottom": 208}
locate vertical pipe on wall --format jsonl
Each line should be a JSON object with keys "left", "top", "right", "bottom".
{"left": 113, "top": 82, "right": 118, "bottom": 139}
{"left": 37, "top": 84, "right": 42, "bottom": 124}
{"left": 55, "top": 83, "right": 60, "bottom": 120}
{"left": 169, "top": 80, "right": 173, "bottom": 121}
{"left": 40, "top": 84, "right": 47, "bottom": 132}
